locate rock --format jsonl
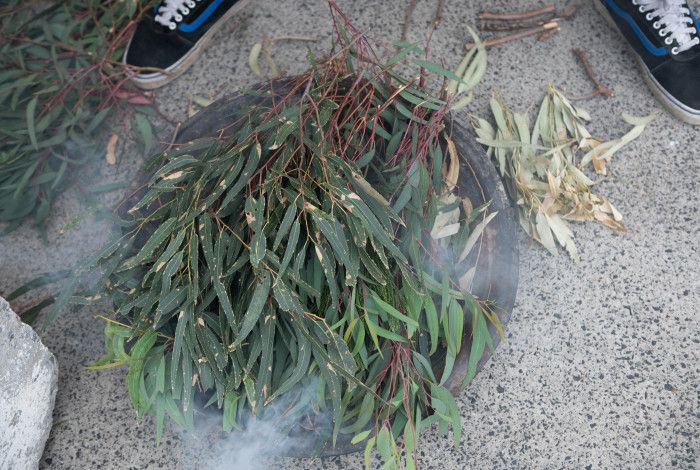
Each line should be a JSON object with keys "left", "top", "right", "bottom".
{"left": 0, "top": 297, "right": 58, "bottom": 470}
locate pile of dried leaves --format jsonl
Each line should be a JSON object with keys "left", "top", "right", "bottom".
{"left": 471, "top": 86, "right": 653, "bottom": 260}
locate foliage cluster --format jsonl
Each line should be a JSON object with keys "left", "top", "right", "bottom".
{"left": 0, "top": 0, "right": 154, "bottom": 232}
{"left": 471, "top": 86, "right": 653, "bottom": 260}
{"left": 50, "top": 6, "right": 497, "bottom": 468}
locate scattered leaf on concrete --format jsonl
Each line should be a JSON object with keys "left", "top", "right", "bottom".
{"left": 249, "top": 42, "right": 264, "bottom": 79}
{"left": 106, "top": 133, "right": 118, "bottom": 166}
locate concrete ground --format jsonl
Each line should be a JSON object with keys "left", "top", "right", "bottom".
{"left": 1, "top": 0, "right": 698, "bottom": 468}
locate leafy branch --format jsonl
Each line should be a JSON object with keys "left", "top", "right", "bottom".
{"left": 0, "top": 0, "right": 156, "bottom": 233}
{"left": 36, "top": 4, "right": 499, "bottom": 469}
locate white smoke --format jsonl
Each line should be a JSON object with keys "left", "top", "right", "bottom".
{"left": 181, "top": 379, "right": 332, "bottom": 470}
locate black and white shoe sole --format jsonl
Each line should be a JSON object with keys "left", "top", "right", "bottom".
{"left": 594, "top": 0, "right": 700, "bottom": 125}
{"left": 124, "top": 0, "right": 252, "bottom": 90}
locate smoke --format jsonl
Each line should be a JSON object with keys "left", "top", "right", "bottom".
{"left": 184, "top": 413, "right": 287, "bottom": 470}
{"left": 181, "top": 379, "right": 332, "bottom": 470}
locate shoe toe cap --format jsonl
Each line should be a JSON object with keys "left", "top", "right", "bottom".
{"left": 653, "top": 54, "right": 700, "bottom": 111}
{"left": 124, "top": 21, "right": 189, "bottom": 71}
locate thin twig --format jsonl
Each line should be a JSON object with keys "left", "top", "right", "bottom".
{"left": 465, "top": 22, "right": 559, "bottom": 50}
{"left": 479, "top": 5, "right": 555, "bottom": 21}
{"left": 480, "top": 4, "right": 577, "bottom": 32}
{"left": 424, "top": 0, "right": 444, "bottom": 58}
{"left": 270, "top": 35, "right": 317, "bottom": 43}
{"left": 165, "top": 121, "right": 182, "bottom": 152}
{"left": 572, "top": 48, "right": 614, "bottom": 99}
{"left": 400, "top": 0, "right": 419, "bottom": 41}
{"left": 480, "top": 19, "right": 551, "bottom": 31}
{"left": 431, "top": 0, "right": 444, "bottom": 28}
{"left": 470, "top": 4, "right": 579, "bottom": 50}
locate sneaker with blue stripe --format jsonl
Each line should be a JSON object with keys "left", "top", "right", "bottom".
{"left": 124, "top": 0, "right": 251, "bottom": 90}
{"left": 595, "top": 0, "right": 700, "bottom": 124}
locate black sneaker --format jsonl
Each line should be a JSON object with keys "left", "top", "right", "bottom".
{"left": 594, "top": 0, "right": 700, "bottom": 124}
{"left": 124, "top": 0, "right": 251, "bottom": 89}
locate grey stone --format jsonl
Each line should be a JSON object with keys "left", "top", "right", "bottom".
{"left": 0, "top": 297, "right": 58, "bottom": 470}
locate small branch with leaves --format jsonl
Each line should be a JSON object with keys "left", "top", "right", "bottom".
{"left": 0, "top": 0, "right": 157, "bottom": 232}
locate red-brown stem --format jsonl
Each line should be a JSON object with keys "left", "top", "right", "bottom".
{"left": 400, "top": 0, "right": 419, "bottom": 41}
{"left": 465, "top": 22, "right": 559, "bottom": 50}
{"left": 572, "top": 48, "right": 615, "bottom": 99}
{"left": 479, "top": 5, "right": 556, "bottom": 21}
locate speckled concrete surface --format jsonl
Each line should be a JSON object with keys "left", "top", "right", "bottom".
{"left": 0, "top": 1, "right": 698, "bottom": 469}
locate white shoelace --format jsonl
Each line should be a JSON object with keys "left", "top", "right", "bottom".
{"left": 154, "top": 0, "right": 199, "bottom": 30}
{"left": 634, "top": 0, "right": 700, "bottom": 53}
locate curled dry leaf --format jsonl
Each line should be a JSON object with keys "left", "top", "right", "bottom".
{"left": 462, "top": 197, "right": 473, "bottom": 217}
{"left": 105, "top": 133, "right": 119, "bottom": 165}
{"left": 442, "top": 133, "right": 460, "bottom": 192}
{"left": 249, "top": 42, "right": 264, "bottom": 79}
{"left": 248, "top": 36, "right": 318, "bottom": 80}
{"left": 580, "top": 113, "right": 655, "bottom": 175}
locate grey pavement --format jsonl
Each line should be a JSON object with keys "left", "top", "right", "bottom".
{"left": 0, "top": 1, "right": 698, "bottom": 469}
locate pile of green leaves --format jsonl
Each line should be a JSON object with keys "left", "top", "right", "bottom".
{"left": 0, "top": 0, "right": 154, "bottom": 232}
{"left": 45, "top": 8, "right": 499, "bottom": 468}
{"left": 471, "top": 86, "right": 653, "bottom": 261}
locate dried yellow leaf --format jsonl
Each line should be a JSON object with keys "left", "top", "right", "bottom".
{"left": 443, "top": 133, "right": 459, "bottom": 192}
{"left": 105, "top": 133, "right": 118, "bottom": 165}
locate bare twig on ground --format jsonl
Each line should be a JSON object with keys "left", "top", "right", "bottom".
{"left": 401, "top": 0, "right": 419, "bottom": 41}
{"left": 472, "top": 4, "right": 578, "bottom": 49}
{"left": 424, "top": 0, "right": 445, "bottom": 58}
{"left": 572, "top": 48, "right": 614, "bottom": 99}
{"left": 480, "top": 6, "right": 574, "bottom": 32}
{"left": 480, "top": 19, "right": 552, "bottom": 31}
{"left": 479, "top": 5, "right": 555, "bottom": 21}
{"left": 431, "top": 0, "right": 444, "bottom": 28}
{"left": 465, "top": 22, "right": 559, "bottom": 50}
{"left": 270, "top": 35, "right": 318, "bottom": 42}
